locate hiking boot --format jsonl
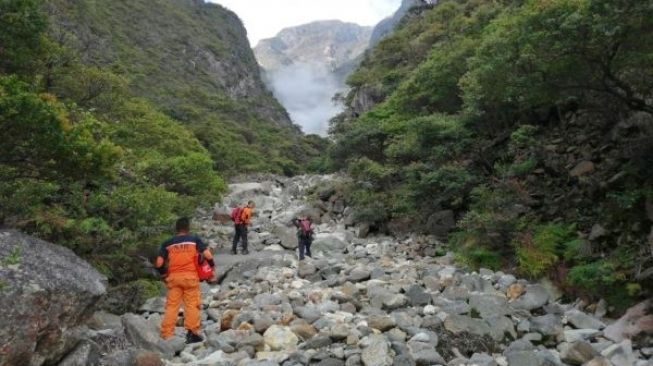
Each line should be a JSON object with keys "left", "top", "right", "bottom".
{"left": 230, "top": 249, "right": 237, "bottom": 255}
{"left": 186, "top": 331, "right": 203, "bottom": 344}
{"left": 242, "top": 249, "right": 249, "bottom": 255}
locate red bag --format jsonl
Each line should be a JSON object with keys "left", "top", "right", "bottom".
{"left": 196, "top": 255, "right": 214, "bottom": 281}
{"left": 230, "top": 206, "right": 243, "bottom": 224}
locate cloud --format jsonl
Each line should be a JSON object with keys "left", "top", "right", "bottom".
{"left": 209, "top": 0, "right": 401, "bottom": 45}
{"left": 265, "top": 63, "right": 343, "bottom": 135}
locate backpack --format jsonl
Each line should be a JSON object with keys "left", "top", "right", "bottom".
{"left": 196, "top": 253, "right": 214, "bottom": 282}
{"left": 230, "top": 206, "right": 243, "bottom": 223}
{"left": 298, "top": 219, "right": 312, "bottom": 238}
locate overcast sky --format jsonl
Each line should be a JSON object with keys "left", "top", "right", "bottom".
{"left": 208, "top": 0, "right": 402, "bottom": 46}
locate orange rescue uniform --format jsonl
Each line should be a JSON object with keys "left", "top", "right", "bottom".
{"left": 155, "top": 234, "right": 213, "bottom": 339}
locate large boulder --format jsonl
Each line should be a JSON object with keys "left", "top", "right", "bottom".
{"left": 272, "top": 225, "right": 298, "bottom": 250}
{"left": 0, "top": 230, "right": 107, "bottom": 366}
{"left": 603, "top": 299, "right": 653, "bottom": 342}
{"left": 311, "top": 234, "right": 348, "bottom": 256}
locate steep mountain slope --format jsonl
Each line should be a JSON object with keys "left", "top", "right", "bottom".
{"left": 254, "top": 20, "right": 372, "bottom": 135}
{"left": 369, "top": 0, "right": 424, "bottom": 46}
{"left": 46, "top": 0, "right": 325, "bottom": 174}
{"left": 330, "top": 0, "right": 653, "bottom": 307}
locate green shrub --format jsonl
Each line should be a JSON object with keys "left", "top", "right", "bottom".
{"left": 453, "top": 239, "right": 502, "bottom": 271}
{"left": 515, "top": 222, "right": 580, "bottom": 278}
{"left": 510, "top": 125, "right": 538, "bottom": 148}
{"left": 509, "top": 157, "right": 538, "bottom": 176}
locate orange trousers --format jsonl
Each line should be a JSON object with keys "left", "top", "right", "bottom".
{"left": 160, "top": 276, "right": 201, "bottom": 339}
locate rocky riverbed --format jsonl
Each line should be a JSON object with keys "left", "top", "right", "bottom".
{"left": 17, "top": 175, "right": 652, "bottom": 366}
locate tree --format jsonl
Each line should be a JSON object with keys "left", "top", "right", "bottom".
{"left": 0, "top": 0, "right": 47, "bottom": 76}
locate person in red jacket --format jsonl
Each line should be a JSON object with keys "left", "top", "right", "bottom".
{"left": 231, "top": 200, "right": 255, "bottom": 255}
{"left": 155, "top": 217, "right": 214, "bottom": 343}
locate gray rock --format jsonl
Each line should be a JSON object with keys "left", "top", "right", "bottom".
{"left": 348, "top": 268, "right": 371, "bottom": 282}
{"left": 273, "top": 224, "right": 298, "bottom": 250}
{"left": 122, "top": 313, "right": 183, "bottom": 358}
{"left": 264, "top": 325, "right": 299, "bottom": 351}
{"left": 559, "top": 341, "right": 599, "bottom": 365}
{"left": 88, "top": 311, "right": 122, "bottom": 331}
{"left": 604, "top": 299, "right": 653, "bottom": 342}
{"left": 329, "top": 323, "right": 350, "bottom": 341}
{"left": 298, "top": 262, "right": 318, "bottom": 278}
{"left": 504, "top": 351, "right": 551, "bottom": 366}
{"left": 57, "top": 340, "right": 101, "bottom": 366}
{"left": 443, "top": 315, "right": 491, "bottom": 337}
{"left": 565, "top": 309, "right": 606, "bottom": 330}
{"left": 316, "top": 358, "right": 346, "bottom": 366}
{"left": 432, "top": 297, "right": 470, "bottom": 315}
{"left": 368, "top": 315, "right": 396, "bottom": 332}
{"left": 392, "top": 354, "right": 416, "bottom": 366}
{"left": 530, "top": 314, "right": 563, "bottom": 338}
{"left": 313, "top": 235, "right": 348, "bottom": 255}
{"left": 387, "top": 328, "right": 408, "bottom": 343}
{"left": 383, "top": 294, "right": 408, "bottom": 310}
{"left": 407, "top": 341, "right": 445, "bottom": 365}
{"left": 486, "top": 315, "right": 517, "bottom": 341}
{"left": 0, "top": 230, "right": 107, "bottom": 366}
{"left": 511, "top": 285, "right": 549, "bottom": 311}
{"left": 469, "top": 353, "right": 497, "bottom": 366}
{"left": 361, "top": 335, "right": 393, "bottom": 366}
{"left": 140, "top": 297, "right": 165, "bottom": 314}
{"left": 601, "top": 340, "right": 637, "bottom": 366}
{"left": 405, "top": 285, "right": 431, "bottom": 307}
{"left": 583, "top": 357, "right": 612, "bottom": 366}
{"left": 294, "top": 306, "right": 322, "bottom": 323}
{"left": 563, "top": 329, "right": 601, "bottom": 343}
{"left": 300, "top": 334, "right": 332, "bottom": 350}
{"left": 346, "top": 354, "right": 362, "bottom": 366}
{"left": 469, "top": 293, "right": 510, "bottom": 319}
{"left": 254, "top": 314, "right": 275, "bottom": 333}
{"left": 497, "top": 274, "right": 517, "bottom": 290}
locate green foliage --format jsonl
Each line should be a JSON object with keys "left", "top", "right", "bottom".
{"left": 509, "top": 157, "right": 538, "bottom": 176}
{"left": 568, "top": 260, "right": 618, "bottom": 292}
{"left": 46, "top": 0, "right": 328, "bottom": 175}
{"left": 0, "top": 1, "right": 236, "bottom": 284}
{"left": 0, "top": 0, "right": 47, "bottom": 75}
{"left": 134, "top": 278, "right": 164, "bottom": 299}
{"left": 0, "top": 76, "right": 121, "bottom": 182}
{"left": 510, "top": 125, "right": 538, "bottom": 148}
{"left": 331, "top": 0, "right": 653, "bottom": 305}
{"left": 3, "top": 247, "right": 22, "bottom": 266}
{"left": 461, "top": 0, "right": 653, "bottom": 117}
{"left": 514, "top": 223, "right": 580, "bottom": 278}
{"left": 452, "top": 235, "right": 502, "bottom": 271}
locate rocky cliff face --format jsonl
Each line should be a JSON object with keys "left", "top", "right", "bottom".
{"left": 255, "top": 20, "right": 372, "bottom": 75}
{"left": 369, "top": 0, "right": 425, "bottom": 46}
{"left": 253, "top": 21, "right": 373, "bottom": 135}
{"left": 46, "top": 0, "right": 292, "bottom": 128}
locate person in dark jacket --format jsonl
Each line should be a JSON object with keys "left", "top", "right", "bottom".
{"left": 292, "top": 215, "right": 313, "bottom": 260}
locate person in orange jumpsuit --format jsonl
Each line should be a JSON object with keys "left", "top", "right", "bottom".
{"left": 155, "top": 217, "right": 214, "bottom": 343}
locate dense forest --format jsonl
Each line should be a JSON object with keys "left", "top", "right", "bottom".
{"left": 330, "top": 0, "right": 653, "bottom": 308}
{"left": 0, "top": 0, "right": 326, "bottom": 285}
